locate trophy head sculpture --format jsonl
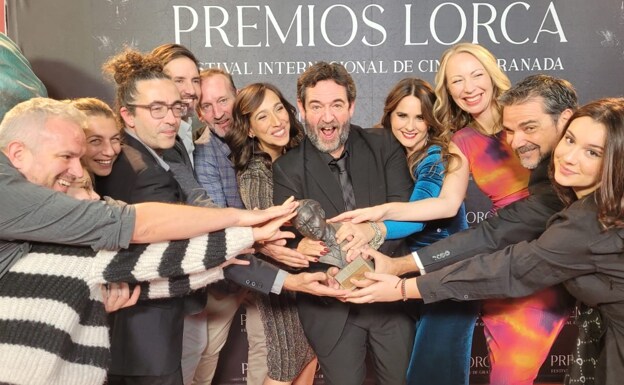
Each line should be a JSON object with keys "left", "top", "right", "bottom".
{"left": 293, "top": 199, "right": 347, "bottom": 268}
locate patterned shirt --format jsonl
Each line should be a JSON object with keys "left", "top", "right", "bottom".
{"left": 194, "top": 130, "right": 244, "bottom": 208}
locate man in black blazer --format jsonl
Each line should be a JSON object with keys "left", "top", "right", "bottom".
{"left": 96, "top": 71, "right": 204, "bottom": 385}
{"left": 272, "top": 62, "right": 414, "bottom": 385}
{"left": 99, "top": 53, "right": 344, "bottom": 385}
{"left": 96, "top": 64, "right": 283, "bottom": 385}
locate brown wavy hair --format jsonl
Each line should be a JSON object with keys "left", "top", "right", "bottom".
{"left": 226, "top": 83, "right": 304, "bottom": 172}
{"left": 102, "top": 48, "right": 169, "bottom": 127}
{"left": 150, "top": 43, "right": 199, "bottom": 70}
{"left": 552, "top": 98, "right": 624, "bottom": 229}
{"left": 380, "top": 78, "right": 460, "bottom": 178}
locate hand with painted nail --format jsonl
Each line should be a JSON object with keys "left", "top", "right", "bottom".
{"left": 296, "top": 237, "right": 326, "bottom": 262}
{"left": 258, "top": 239, "right": 314, "bottom": 268}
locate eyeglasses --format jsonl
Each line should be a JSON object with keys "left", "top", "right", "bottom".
{"left": 127, "top": 102, "right": 188, "bottom": 119}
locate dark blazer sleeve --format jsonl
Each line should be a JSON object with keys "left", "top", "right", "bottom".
{"left": 272, "top": 154, "right": 306, "bottom": 251}
{"left": 98, "top": 146, "right": 181, "bottom": 204}
{"left": 416, "top": 181, "right": 564, "bottom": 272}
{"left": 417, "top": 197, "right": 608, "bottom": 303}
{"left": 223, "top": 254, "right": 280, "bottom": 295}
{"left": 381, "top": 128, "right": 413, "bottom": 203}
{"left": 273, "top": 158, "right": 304, "bottom": 204}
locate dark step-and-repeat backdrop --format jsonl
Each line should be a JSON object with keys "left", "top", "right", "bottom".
{"left": 6, "top": 1, "right": 624, "bottom": 383}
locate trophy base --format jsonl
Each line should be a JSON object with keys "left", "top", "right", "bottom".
{"left": 334, "top": 256, "right": 375, "bottom": 290}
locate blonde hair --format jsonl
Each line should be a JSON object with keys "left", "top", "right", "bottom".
{"left": 0, "top": 97, "right": 87, "bottom": 150}
{"left": 433, "top": 43, "right": 511, "bottom": 135}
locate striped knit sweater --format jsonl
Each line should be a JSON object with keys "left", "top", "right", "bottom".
{"left": 0, "top": 226, "right": 253, "bottom": 385}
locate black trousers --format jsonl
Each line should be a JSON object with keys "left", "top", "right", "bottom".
{"left": 107, "top": 366, "right": 183, "bottom": 385}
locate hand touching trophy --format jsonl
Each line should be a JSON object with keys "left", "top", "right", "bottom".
{"left": 293, "top": 199, "right": 373, "bottom": 290}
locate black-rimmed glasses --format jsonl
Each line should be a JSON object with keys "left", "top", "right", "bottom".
{"left": 127, "top": 102, "right": 188, "bottom": 119}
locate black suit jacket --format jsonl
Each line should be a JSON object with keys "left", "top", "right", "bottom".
{"left": 272, "top": 125, "right": 413, "bottom": 355}
{"left": 416, "top": 156, "right": 565, "bottom": 272}
{"left": 96, "top": 135, "right": 186, "bottom": 376}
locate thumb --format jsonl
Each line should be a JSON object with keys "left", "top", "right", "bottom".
{"left": 328, "top": 213, "right": 348, "bottom": 223}
{"left": 308, "top": 271, "right": 327, "bottom": 282}
{"left": 327, "top": 266, "right": 340, "bottom": 278}
{"left": 363, "top": 271, "right": 384, "bottom": 281}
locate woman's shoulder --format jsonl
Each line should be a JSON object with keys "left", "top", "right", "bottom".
{"left": 420, "top": 144, "right": 443, "bottom": 163}
{"left": 239, "top": 155, "right": 272, "bottom": 178}
{"left": 451, "top": 126, "right": 473, "bottom": 137}
{"left": 452, "top": 125, "right": 490, "bottom": 141}
{"left": 426, "top": 144, "right": 443, "bottom": 154}
{"left": 415, "top": 145, "right": 445, "bottom": 176}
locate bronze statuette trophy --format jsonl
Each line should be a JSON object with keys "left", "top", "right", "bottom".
{"left": 293, "top": 199, "right": 374, "bottom": 290}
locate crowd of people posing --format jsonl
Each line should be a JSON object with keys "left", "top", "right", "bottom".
{"left": 1, "top": 33, "right": 623, "bottom": 385}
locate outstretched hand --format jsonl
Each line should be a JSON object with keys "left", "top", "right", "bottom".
{"left": 259, "top": 240, "right": 316, "bottom": 268}
{"left": 359, "top": 247, "right": 401, "bottom": 275}
{"left": 342, "top": 272, "right": 404, "bottom": 303}
{"left": 329, "top": 205, "right": 388, "bottom": 224}
{"left": 239, "top": 196, "right": 299, "bottom": 227}
{"left": 334, "top": 222, "right": 374, "bottom": 252}
{"left": 296, "top": 237, "right": 326, "bottom": 259}
{"left": 284, "top": 271, "right": 350, "bottom": 297}
{"left": 252, "top": 211, "right": 297, "bottom": 243}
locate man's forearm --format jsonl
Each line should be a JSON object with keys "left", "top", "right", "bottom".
{"left": 132, "top": 203, "right": 242, "bottom": 243}
{"left": 282, "top": 273, "right": 300, "bottom": 292}
{"left": 395, "top": 255, "right": 419, "bottom": 275}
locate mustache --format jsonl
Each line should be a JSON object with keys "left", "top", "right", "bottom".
{"left": 317, "top": 122, "right": 339, "bottom": 130}
{"left": 516, "top": 143, "right": 539, "bottom": 154}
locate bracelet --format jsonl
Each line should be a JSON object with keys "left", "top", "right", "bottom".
{"left": 400, "top": 278, "right": 408, "bottom": 302}
{"left": 368, "top": 221, "right": 384, "bottom": 250}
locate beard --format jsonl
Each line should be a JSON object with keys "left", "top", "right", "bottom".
{"left": 305, "top": 119, "right": 350, "bottom": 154}
{"left": 515, "top": 143, "right": 543, "bottom": 169}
